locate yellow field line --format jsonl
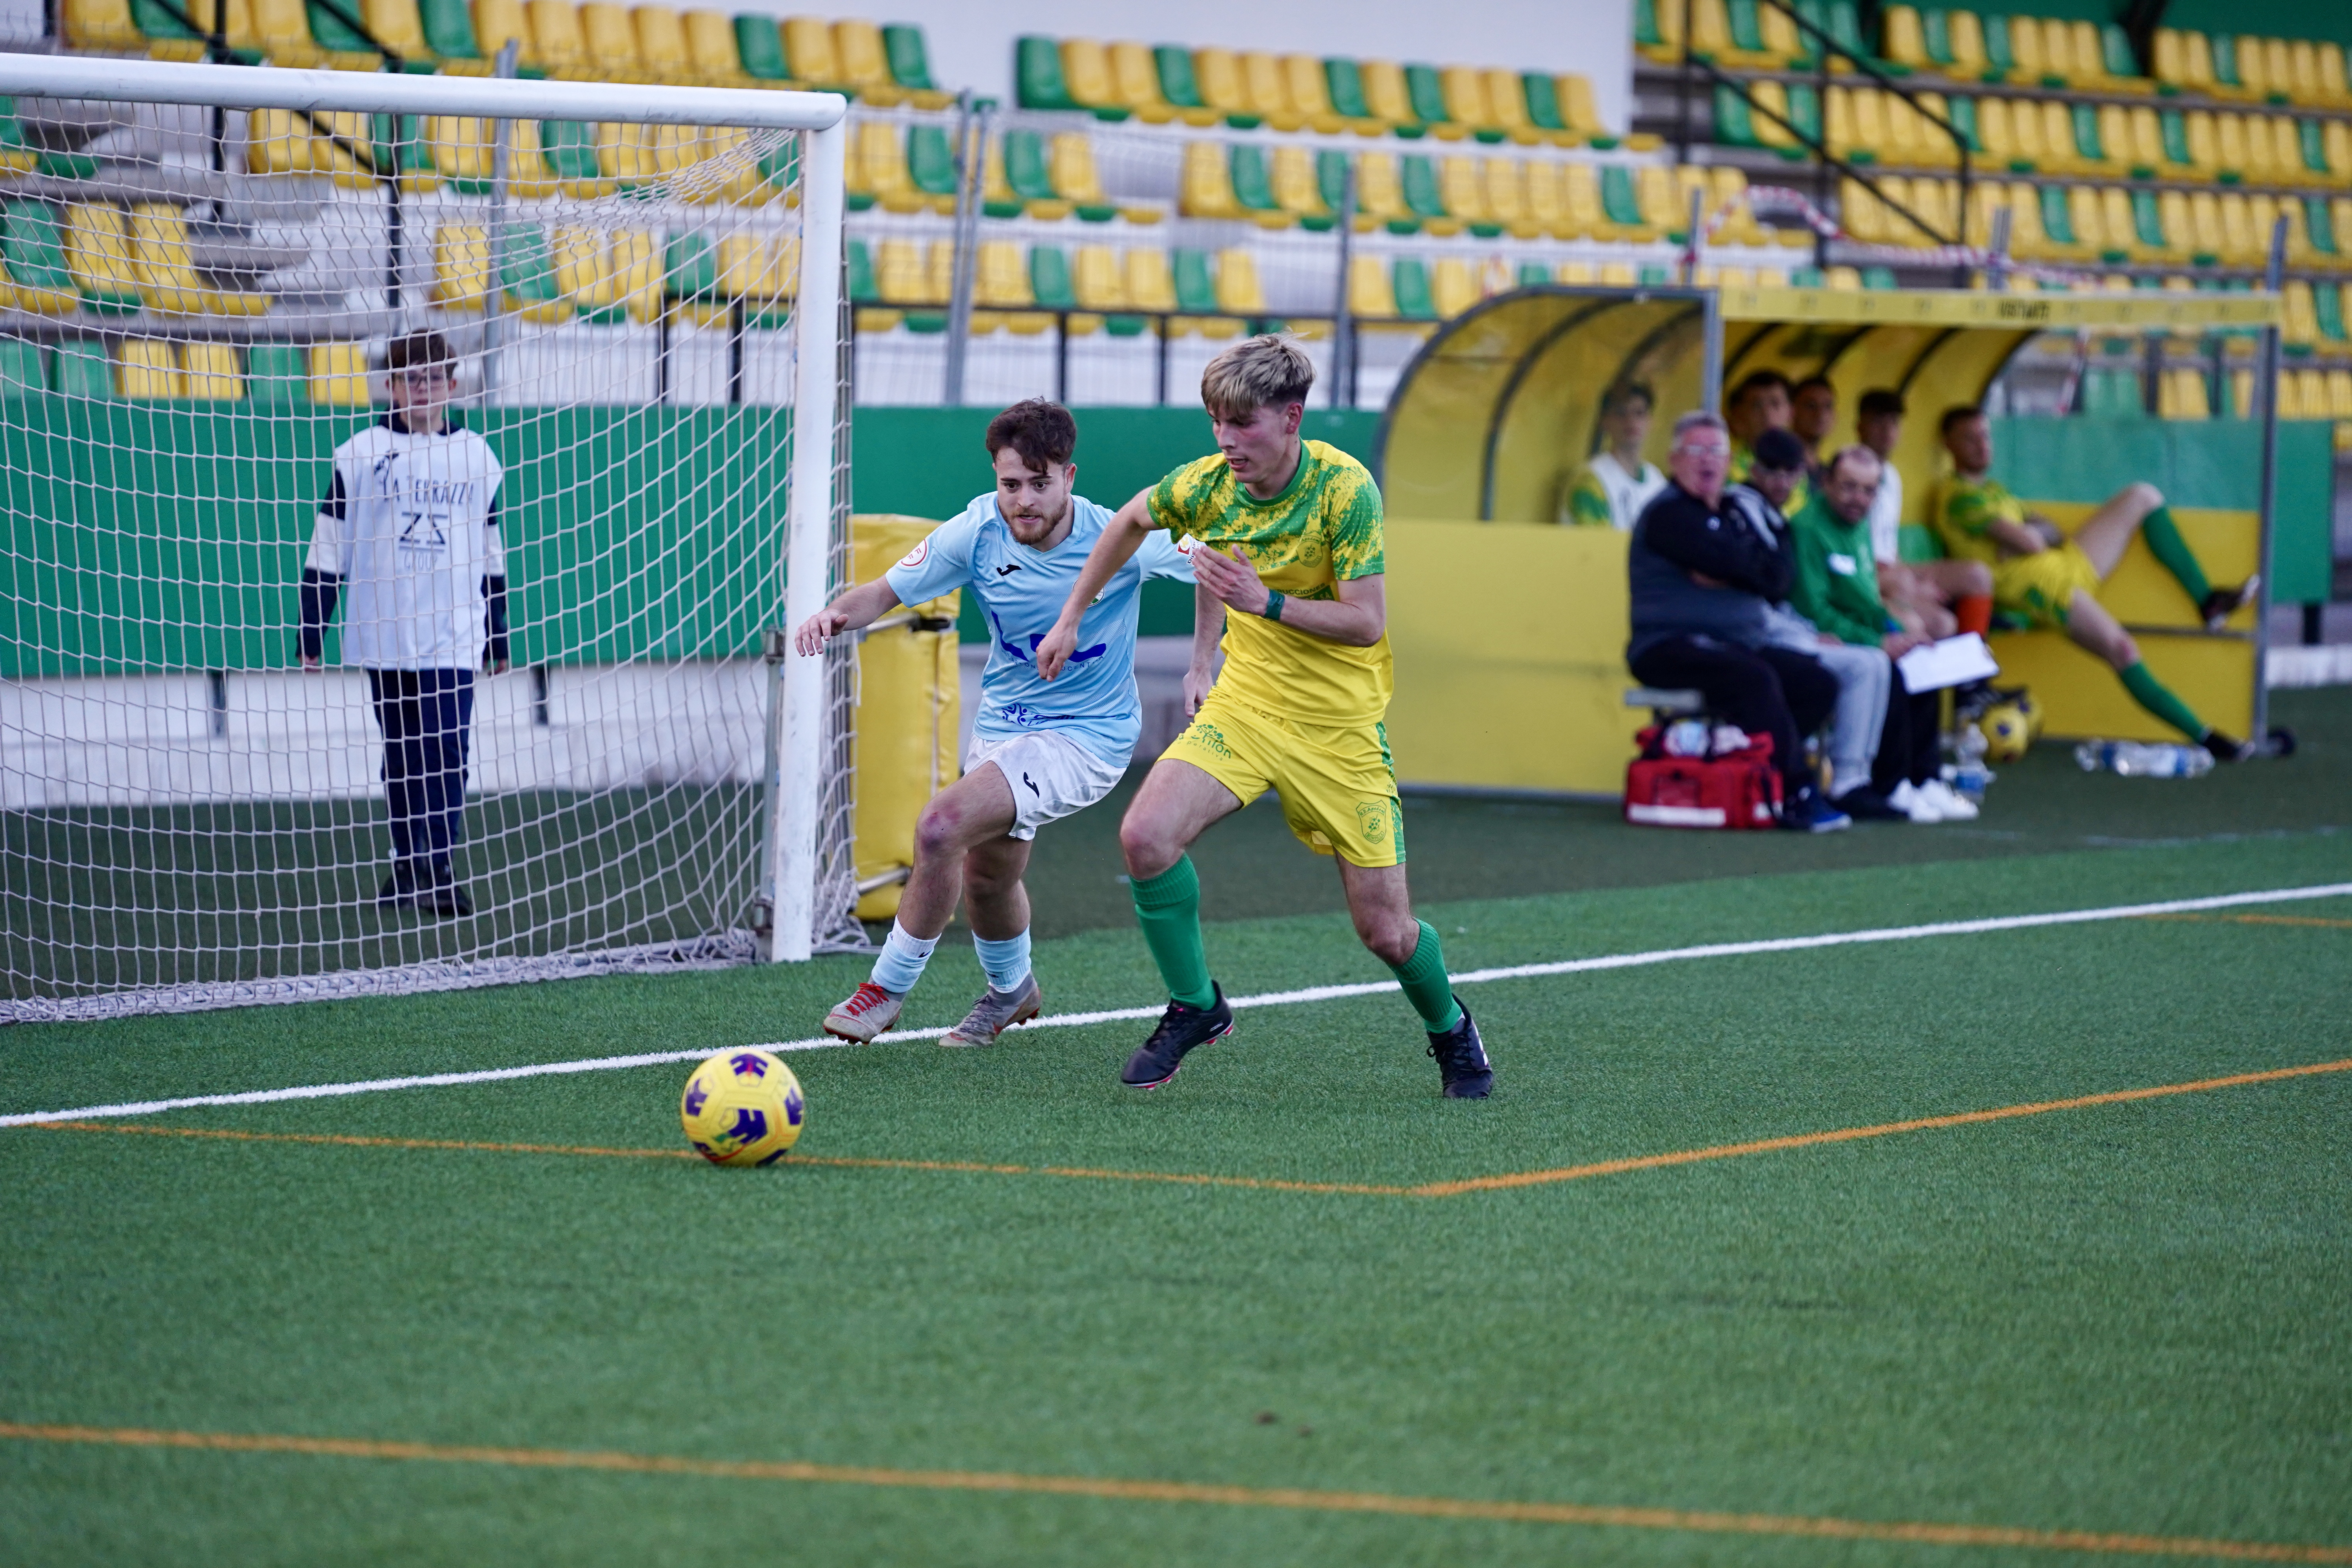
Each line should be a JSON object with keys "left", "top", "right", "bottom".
{"left": 36, "top": 1057, "right": 2352, "bottom": 1200}
{"left": 1, "top": 1422, "right": 2343, "bottom": 1562}
{"left": 2142, "top": 913, "right": 2352, "bottom": 930}
{"left": 1415, "top": 1058, "right": 2352, "bottom": 1196}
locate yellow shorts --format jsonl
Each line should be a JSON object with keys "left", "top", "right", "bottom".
{"left": 1161, "top": 697, "right": 1405, "bottom": 868}
{"left": 1993, "top": 541, "right": 2103, "bottom": 629}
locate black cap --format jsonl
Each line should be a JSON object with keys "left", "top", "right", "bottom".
{"left": 1753, "top": 428, "right": 1808, "bottom": 472}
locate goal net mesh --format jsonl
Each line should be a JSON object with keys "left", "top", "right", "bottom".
{"left": 0, "top": 94, "right": 861, "bottom": 1021}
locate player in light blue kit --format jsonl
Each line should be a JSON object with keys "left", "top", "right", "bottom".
{"left": 794, "top": 399, "right": 1194, "bottom": 1048}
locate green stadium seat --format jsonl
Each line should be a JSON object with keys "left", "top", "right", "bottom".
{"left": 2038, "top": 185, "right": 2079, "bottom": 249}
{"left": 1789, "top": 265, "right": 1826, "bottom": 286}
{"left": 246, "top": 342, "right": 309, "bottom": 403}
{"left": 2129, "top": 189, "right": 2166, "bottom": 253}
{"left": 500, "top": 223, "right": 562, "bottom": 318}
{"left": 1154, "top": 46, "right": 1208, "bottom": 115}
{"left": 1714, "top": 83, "right": 1760, "bottom": 148}
{"left": 1316, "top": 149, "right": 1349, "bottom": 214}
{"left": 1400, "top": 154, "right": 1452, "bottom": 231}
{"left": 2209, "top": 33, "right": 2245, "bottom": 94}
{"left": 1861, "top": 264, "right": 1899, "bottom": 289}
{"left": 0, "top": 101, "right": 35, "bottom": 178}
{"left": 1599, "top": 165, "right": 1646, "bottom": 228}
{"left": 1, "top": 201, "right": 76, "bottom": 312}
{"left": 1522, "top": 73, "right": 1567, "bottom": 137}
{"left": 1403, "top": 64, "right": 1451, "bottom": 132}
{"left": 1826, "top": 0, "right": 1874, "bottom": 67}
{"left": 2157, "top": 109, "right": 2197, "bottom": 176}
{"left": 907, "top": 124, "right": 956, "bottom": 204}
{"left": 733, "top": 15, "right": 788, "bottom": 81}
{"left": 882, "top": 24, "right": 934, "bottom": 91}
{"left": 1016, "top": 35, "right": 1075, "bottom": 110}
{"left": 1946, "top": 94, "right": 1982, "bottom": 154}
{"left": 1324, "top": 59, "right": 1370, "bottom": 121}
{"left": 417, "top": 0, "right": 479, "bottom": 61}
{"left": 2099, "top": 24, "right": 2140, "bottom": 82}
{"left": 305, "top": 0, "right": 370, "bottom": 55}
{"left": 52, "top": 339, "right": 111, "bottom": 398}
{"left": 1639, "top": 263, "right": 1673, "bottom": 285}
{"left": 1000, "top": 129, "right": 1063, "bottom": 213}
{"left": 2316, "top": 281, "right": 2347, "bottom": 344}
{"left": 1030, "top": 246, "right": 1076, "bottom": 314}
{"left": 1784, "top": 82, "right": 1823, "bottom": 145}
{"left": 2305, "top": 197, "right": 2340, "bottom": 262}
{"left": 1633, "top": 0, "right": 1668, "bottom": 54}
{"left": 0, "top": 338, "right": 42, "bottom": 396}
{"left": 537, "top": 119, "right": 602, "bottom": 187}
{"left": 1170, "top": 248, "right": 1218, "bottom": 315}
{"left": 1517, "top": 261, "right": 1552, "bottom": 288}
{"left": 1392, "top": 256, "right": 1436, "bottom": 319}
{"left": 664, "top": 231, "right": 717, "bottom": 302}
{"left": 2297, "top": 120, "right": 2334, "bottom": 181}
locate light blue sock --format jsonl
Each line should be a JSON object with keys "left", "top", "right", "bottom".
{"left": 869, "top": 920, "right": 939, "bottom": 995}
{"left": 973, "top": 929, "right": 1032, "bottom": 993}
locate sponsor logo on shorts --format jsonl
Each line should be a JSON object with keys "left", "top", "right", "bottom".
{"left": 1183, "top": 721, "right": 1235, "bottom": 759}
{"left": 1022, "top": 771, "right": 1040, "bottom": 797}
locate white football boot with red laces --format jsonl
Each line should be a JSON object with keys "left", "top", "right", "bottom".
{"left": 822, "top": 981, "right": 904, "bottom": 1043}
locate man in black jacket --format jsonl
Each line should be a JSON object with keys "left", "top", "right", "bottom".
{"left": 1626, "top": 411, "right": 1849, "bottom": 833}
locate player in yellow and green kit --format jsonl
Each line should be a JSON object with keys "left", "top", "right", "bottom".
{"left": 1933, "top": 406, "right": 2260, "bottom": 758}
{"left": 1036, "top": 335, "right": 1492, "bottom": 1098}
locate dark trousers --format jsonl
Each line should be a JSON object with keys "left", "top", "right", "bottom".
{"left": 1630, "top": 635, "right": 1839, "bottom": 794}
{"left": 366, "top": 667, "right": 475, "bottom": 870}
{"left": 1872, "top": 669, "right": 1942, "bottom": 793}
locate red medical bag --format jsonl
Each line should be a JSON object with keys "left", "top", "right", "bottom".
{"left": 1623, "top": 724, "right": 1782, "bottom": 830}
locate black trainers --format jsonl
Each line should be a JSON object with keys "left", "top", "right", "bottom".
{"left": 2201, "top": 729, "right": 2255, "bottom": 763}
{"left": 2200, "top": 577, "right": 2258, "bottom": 632}
{"left": 1121, "top": 984, "right": 1234, "bottom": 1089}
{"left": 1427, "top": 997, "right": 1492, "bottom": 1099}
{"left": 421, "top": 861, "right": 473, "bottom": 918}
{"left": 376, "top": 861, "right": 423, "bottom": 911}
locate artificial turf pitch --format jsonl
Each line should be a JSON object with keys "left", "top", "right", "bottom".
{"left": 4, "top": 701, "right": 2351, "bottom": 1564}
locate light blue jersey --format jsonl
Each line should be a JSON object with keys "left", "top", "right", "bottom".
{"left": 886, "top": 493, "right": 1195, "bottom": 765}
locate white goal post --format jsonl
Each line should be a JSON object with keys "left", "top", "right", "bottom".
{"left": 0, "top": 53, "right": 854, "bottom": 1018}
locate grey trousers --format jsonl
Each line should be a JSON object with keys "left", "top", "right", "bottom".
{"left": 1760, "top": 605, "right": 1889, "bottom": 797}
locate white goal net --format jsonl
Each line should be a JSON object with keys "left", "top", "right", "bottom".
{"left": 0, "top": 58, "right": 860, "bottom": 1021}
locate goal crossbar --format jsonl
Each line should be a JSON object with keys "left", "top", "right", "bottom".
{"left": 0, "top": 52, "right": 849, "bottom": 131}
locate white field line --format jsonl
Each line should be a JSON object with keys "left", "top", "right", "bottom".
{"left": 5, "top": 881, "right": 2348, "bottom": 1131}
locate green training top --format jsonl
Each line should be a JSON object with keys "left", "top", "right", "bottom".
{"left": 1787, "top": 491, "right": 1892, "bottom": 648}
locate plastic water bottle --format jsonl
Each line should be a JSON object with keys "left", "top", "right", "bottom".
{"left": 2073, "top": 740, "right": 2214, "bottom": 778}
{"left": 1950, "top": 724, "right": 1992, "bottom": 799}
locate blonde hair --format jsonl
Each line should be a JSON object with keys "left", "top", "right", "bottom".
{"left": 1200, "top": 333, "right": 1314, "bottom": 417}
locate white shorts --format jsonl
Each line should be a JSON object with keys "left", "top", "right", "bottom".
{"left": 964, "top": 730, "right": 1128, "bottom": 841}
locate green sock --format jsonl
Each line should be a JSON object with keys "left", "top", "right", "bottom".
{"left": 2140, "top": 506, "right": 2211, "bottom": 605}
{"left": 2120, "top": 660, "right": 2206, "bottom": 740}
{"left": 1129, "top": 856, "right": 1215, "bottom": 1011}
{"left": 1390, "top": 920, "right": 1464, "bottom": 1034}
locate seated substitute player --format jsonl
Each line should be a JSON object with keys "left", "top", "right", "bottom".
{"left": 1854, "top": 388, "right": 1993, "bottom": 641}
{"left": 796, "top": 399, "right": 1195, "bottom": 1049}
{"left": 1933, "top": 406, "right": 2259, "bottom": 759}
{"left": 1035, "top": 335, "right": 1493, "bottom": 1098}
{"left": 298, "top": 331, "right": 507, "bottom": 918}
{"left": 1560, "top": 380, "right": 1666, "bottom": 530}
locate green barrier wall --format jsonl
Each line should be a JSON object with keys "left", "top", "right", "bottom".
{"left": 1987, "top": 416, "right": 2337, "bottom": 605}
{"left": 1, "top": 400, "right": 793, "bottom": 678}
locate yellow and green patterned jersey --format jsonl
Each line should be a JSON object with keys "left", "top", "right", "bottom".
{"left": 1931, "top": 474, "right": 2027, "bottom": 569}
{"left": 1147, "top": 439, "right": 1392, "bottom": 726}
{"left": 1563, "top": 466, "right": 1614, "bottom": 527}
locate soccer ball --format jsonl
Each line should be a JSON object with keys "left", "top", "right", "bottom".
{"left": 680, "top": 1048, "right": 805, "bottom": 1166}
{"left": 2013, "top": 689, "right": 2045, "bottom": 740}
{"left": 1979, "top": 702, "right": 2033, "bottom": 763}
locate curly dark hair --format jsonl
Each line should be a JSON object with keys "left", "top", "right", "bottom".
{"left": 984, "top": 397, "right": 1078, "bottom": 471}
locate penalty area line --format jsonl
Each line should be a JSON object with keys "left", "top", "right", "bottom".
{"left": 2, "top": 880, "right": 2348, "bottom": 1131}
{"left": 0, "top": 1423, "right": 2347, "bottom": 1562}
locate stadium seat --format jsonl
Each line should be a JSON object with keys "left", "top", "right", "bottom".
{"left": 500, "top": 222, "right": 572, "bottom": 320}
{"left": 1391, "top": 256, "right": 1437, "bottom": 319}
{"left": 433, "top": 223, "right": 492, "bottom": 308}
{"left": 627, "top": 6, "right": 690, "bottom": 81}
{"left": 1027, "top": 245, "right": 1095, "bottom": 334}
{"left": 1239, "top": 51, "right": 1305, "bottom": 132}
{"left": 249, "top": 0, "right": 323, "bottom": 65}
{"left": 1430, "top": 255, "right": 1479, "bottom": 316}
{"left": 1400, "top": 154, "right": 1457, "bottom": 234}
{"left": 973, "top": 239, "right": 1049, "bottom": 334}
{"left": 1358, "top": 60, "right": 1415, "bottom": 131}
{"left": 0, "top": 340, "right": 42, "bottom": 396}
{"left": 241, "top": 343, "right": 307, "bottom": 404}
{"left": 833, "top": 20, "right": 903, "bottom": 105}
{"left": 1169, "top": 247, "right": 1238, "bottom": 337}
{"left": 118, "top": 339, "right": 182, "bottom": 398}
{"left": 679, "top": 10, "right": 742, "bottom": 83}
{"left": 1227, "top": 144, "right": 1292, "bottom": 229}
{"left": 1047, "top": 133, "right": 1132, "bottom": 224}
{"left": 716, "top": 232, "right": 794, "bottom": 323}
{"left": 1483, "top": 158, "right": 1534, "bottom": 238}
{"left": 63, "top": 204, "right": 142, "bottom": 316}
{"left": 855, "top": 121, "right": 923, "bottom": 215}
{"left": 1439, "top": 156, "right": 1494, "bottom": 234}
{"left": 0, "top": 202, "right": 78, "bottom": 314}
{"left": 1403, "top": 64, "right": 1462, "bottom": 140}
{"left": 662, "top": 230, "right": 726, "bottom": 324}
{"left": 1123, "top": 246, "right": 1179, "bottom": 327}
{"left": 1105, "top": 41, "right": 1175, "bottom": 123}
{"left": 881, "top": 24, "right": 951, "bottom": 108}
{"left": 551, "top": 225, "right": 619, "bottom": 318}
{"left": 780, "top": 16, "right": 843, "bottom": 89}
{"left": 1598, "top": 163, "right": 1656, "bottom": 240}
{"left": 1152, "top": 45, "right": 1221, "bottom": 127}
{"left": 1269, "top": 145, "right": 1331, "bottom": 228}
{"left": 308, "top": 341, "right": 368, "bottom": 403}
{"left": 1347, "top": 254, "right": 1395, "bottom": 318}
{"left": 1557, "top": 162, "right": 1605, "bottom": 239}
{"left": 1071, "top": 245, "right": 1145, "bottom": 336}
{"left": 63, "top": 0, "right": 145, "bottom": 51}
{"left": 1319, "top": 58, "right": 1375, "bottom": 132}
{"left": 871, "top": 236, "right": 935, "bottom": 307}
{"left": 732, "top": 14, "right": 788, "bottom": 82}
{"left": 1059, "top": 39, "right": 1120, "bottom": 117}
{"left": 1214, "top": 247, "right": 1267, "bottom": 319}
{"left": 1282, "top": 54, "right": 1343, "bottom": 134}
{"left": 47, "top": 340, "right": 110, "bottom": 398}
{"left": 1180, "top": 142, "right": 1240, "bottom": 220}
{"left": 471, "top": 0, "right": 533, "bottom": 69}
{"left": 1352, "top": 153, "right": 1415, "bottom": 232}
{"left": 1192, "top": 48, "right": 1253, "bottom": 126}
{"left": 131, "top": 202, "right": 268, "bottom": 314}
{"left": 182, "top": 341, "right": 243, "bottom": 400}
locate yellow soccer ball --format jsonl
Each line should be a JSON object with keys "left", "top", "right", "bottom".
{"left": 1979, "top": 702, "right": 2032, "bottom": 764}
{"left": 2014, "top": 689, "right": 2046, "bottom": 740}
{"left": 680, "top": 1048, "right": 805, "bottom": 1167}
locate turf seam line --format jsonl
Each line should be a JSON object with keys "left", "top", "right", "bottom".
{"left": 4, "top": 880, "right": 2347, "bottom": 1129}
{"left": 34, "top": 1057, "right": 2352, "bottom": 1201}
{"left": 0, "top": 1424, "right": 2344, "bottom": 1562}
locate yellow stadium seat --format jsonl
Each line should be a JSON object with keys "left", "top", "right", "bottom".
{"left": 1347, "top": 254, "right": 1394, "bottom": 318}
{"left": 1439, "top": 67, "right": 1490, "bottom": 136}
{"left": 972, "top": 239, "right": 1044, "bottom": 335}
{"left": 1071, "top": 246, "right": 1126, "bottom": 311}
{"left": 359, "top": 0, "right": 428, "bottom": 57}
{"left": 471, "top": 0, "right": 530, "bottom": 65}
{"left": 63, "top": 0, "right": 145, "bottom": 52}
{"left": 1124, "top": 247, "right": 1178, "bottom": 318}
{"left": 1840, "top": 176, "right": 1889, "bottom": 243}
{"left": 1179, "top": 141, "right": 1241, "bottom": 220}
{"left": 1193, "top": 48, "right": 1249, "bottom": 120}
{"left": 305, "top": 343, "right": 367, "bottom": 404}
{"left": 1823, "top": 265, "right": 1863, "bottom": 290}
{"left": 1430, "top": 256, "right": 1478, "bottom": 318}
{"left": 1215, "top": 247, "right": 1265, "bottom": 315}
{"left": 717, "top": 232, "right": 795, "bottom": 302}
{"left": 1439, "top": 156, "right": 1489, "bottom": 229}
{"left": 834, "top": 20, "right": 899, "bottom": 103}
{"left": 780, "top": 16, "right": 837, "bottom": 83}
{"left": 1945, "top": 10, "right": 1988, "bottom": 75}
{"left": 1359, "top": 60, "right": 1414, "bottom": 127}
{"left": 853, "top": 120, "right": 922, "bottom": 214}
{"left": 118, "top": 340, "right": 183, "bottom": 398}
{"left": 63, "top": 203, "right": 142, "bottom": 305}
{"left": 605, "top": 230, "right": 663, "bottom": 322}
{"left": 1554, "top": 261, "right": 1596, "bottom": 284}
{"left": 433, "top": 223, "right": 491, "bottom": 308}
{"left": 132, "top": 201, "right": 268, "bottom": 314}
{"left": 577, "top": 2, "right": 638, "bottom": 76}
{"left": 1352, "top": 153, "right": 1409, "bottom": 230}
{"left": 1708, "top": 165, "right": 1766, "bottom": 245}
{"left": 1239, "top": 52, "right": 1304, "bottom": 131}
{"left": 526, "top": 0, "right": 588, "bottom": 73}
{"left": 681, "top": 9, "right": 740, "bottom": 82}
{"left": 1094, "top": 42, "right": 1166, "bottom": 123}
{"left": 1270, "top": 145, "right": 1328, "bottom": 223}
{"left": 1633, "top": 163, "right": 1679, "bottom": 235}
{"left": 1049, "top": 133, "right": 1132, "bottom": 222}
{"left": 631, "top": 5, "right": 691, "bottom": 80}
{"left": 1483, "top": 158, "right": 1535, "bottom": 238}
{"left": 251, "top": 0, "right": 325, "bottom": 65}
{"left": 1059, "top": 39, "right": 1115, "bottom": 111}
{"left": 869, "top": 238, "right": 930, "bottom": 307}
{"left": 1283, "top": 54, "right": 1343, "bottom": 133}
{"left": 182, "top": 342, "right": 243, "bottom": 400}
{"left": 1558, "top": 163, "right": 1604, "bottom": 239}
{"left": 1522, "top": 161, "right": 1572, "bottom": 239}
{"left": 551, "top": 226, "right": 613, "bottom": 310}
{"left": 2007, "top": 16, "right": 2049, "bottom": 82}
{"left": 1881, "top": 5, "right": 1929, "bottom": 72}
{"left": 184, "top": 0, "right": 260, "bottom": 53}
